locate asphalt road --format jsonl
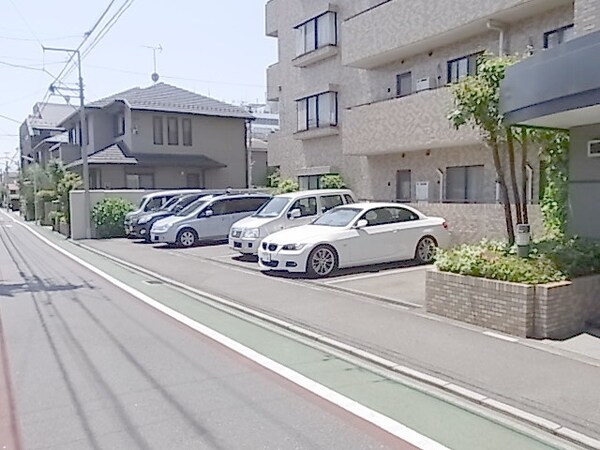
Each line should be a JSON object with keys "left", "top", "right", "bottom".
{"left": 0, "top": 215, "right": 415, "bottom": 450}
{"left": 78, "top": 235, "right": 600, "bottom": 443}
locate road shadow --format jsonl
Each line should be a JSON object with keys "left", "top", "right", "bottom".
{"left": 231, "top": 254, "right": 259, "bottom": 264}
{"left": 152, "top": 239, "right": 228, "bottom": 250}
{"left": 0, "top": 279, "right": 84, "bottom": 298}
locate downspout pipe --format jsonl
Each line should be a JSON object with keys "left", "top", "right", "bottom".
{"left": 487, "top": 20, "right": 506, "bottom": 56}
{"left": 436, "top": 168, "right": 444, "bottom": 203}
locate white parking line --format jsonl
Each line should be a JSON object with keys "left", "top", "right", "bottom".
{"left": 482, "top": 331, "right": 519, "bottom": 343}
{"left": 324, "top": 265, "right": 431, "bottom": 284}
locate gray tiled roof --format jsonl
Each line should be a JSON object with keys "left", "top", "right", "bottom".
{"left": 26, "top": 103, "right": 75, "bottom": 131}
{"left": 66, "top": 143, "right": 137, "bottom": 168}
{"left": 88, "top": 83, "right": 253, "bottom": 119}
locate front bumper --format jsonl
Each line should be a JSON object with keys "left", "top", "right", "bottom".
{"left": 150, "top": 229, "right": 174, "bottom": 244}
{"left": 131, "top": 224, "right": 151, "bottom": 239}
{"left": 257, "top": 245, "right": 310, "bottom": 273}
{"left": 228, "top": 236, "right": 259, "bottom": 255}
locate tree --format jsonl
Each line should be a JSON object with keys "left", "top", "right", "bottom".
{"left": 448, "top": 54, "right": 521, "bottom": 244}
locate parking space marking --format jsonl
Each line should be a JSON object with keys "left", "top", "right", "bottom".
{"left": 483, "top": 331, "right": 519, "bottom": 343}
{"left": 322, "top": 265, "right": 432, "bottom": 285}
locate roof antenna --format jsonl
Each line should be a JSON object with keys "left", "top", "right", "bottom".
{"left": 143, "top": 44, "right": 162, "bottom": 83}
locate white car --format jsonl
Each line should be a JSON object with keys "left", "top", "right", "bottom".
{"left": 229, "top": 189, "right": 356, "bottom": 255}
{"left": 258, "top": 203, "right": 450, "bottom": 278}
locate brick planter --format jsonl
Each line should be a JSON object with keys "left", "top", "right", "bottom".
{"left": 426, "top": 270, "right": 600, "bottom": 339}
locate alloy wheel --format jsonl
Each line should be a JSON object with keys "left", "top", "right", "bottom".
{"left": 417, "top": 237, "right": 436, "bottom": 263}
{"left": 179, "top": 231, "right": 196, "bottom": 247}
{"left": 310, "top": 247, "right": 336, "bottom": 277}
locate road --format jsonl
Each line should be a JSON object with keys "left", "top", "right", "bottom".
{"left": 0, "top": 214, "right": 417, "bottom": 450}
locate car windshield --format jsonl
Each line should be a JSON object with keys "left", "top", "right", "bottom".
{"left": 169, "top": 195, "right": 198, "bottom": 212}
{"left": 312, "top": 207, "right": 361, "bottom": 227}
{"left": 253, "top": 197, "right": 290, "bottom": 218}
{"left": 175, "top": 196, "right": 211, "bottom": 216}
{"left": 162, "top": 197, "right": 181, "bottom": 211}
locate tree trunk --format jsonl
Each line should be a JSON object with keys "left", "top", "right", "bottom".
{"left": 507, "top": 127, "right": 523, "bottom": 224}
{"left": 490, "top": 132, "right": 515, "bottom": 245}
{"left": 520, "top": 127, "right": 529, "bottom": 224}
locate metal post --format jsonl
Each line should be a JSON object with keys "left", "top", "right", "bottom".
{"left": 77, "top": 50, "right": 91, "bottom": 239}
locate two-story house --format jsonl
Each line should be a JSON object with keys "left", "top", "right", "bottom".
{"left": 265, "top": 0, "right": 576, "bottom": 207}
{"left": 54, "top": 82, "right": 253, "bottom": 189}
{"left": 19, "top": 102, "right": 73, "bottom": 169}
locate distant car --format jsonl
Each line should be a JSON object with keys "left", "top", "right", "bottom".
{"left": 258, "top": 203, "right": 450, "bottom": 278}
{"left": 229, "top": 189, "right": 357, "bottom": 256}
{"left": 150, "top": 193, "right": 272, "bottom": 247}
{"left": 130, "top": 192, "right": 224, "bottom": 241}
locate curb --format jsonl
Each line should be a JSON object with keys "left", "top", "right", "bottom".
{"left": 67, "top": 238, "right": 600, "bottom": 450}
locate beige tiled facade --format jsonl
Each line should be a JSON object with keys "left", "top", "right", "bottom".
{"left": 265, "top": 0, "right": 576, "bottom": 204}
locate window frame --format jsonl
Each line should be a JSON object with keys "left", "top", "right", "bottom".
{"left": 182, "top": 118, "right": 192, "bottom": 146}
{"left": 296, "top": 91, "right": 338, "bottom": 132}
{"left": 320, "top": 194, "right": 344, "bottom": 213}
{"left": 167, "top": 117, "right": 179, "bottom": 146}
{"left": 294, "top": 11, "right": 337, "bottom": 57}
{"left": 445, "top": 165, "right": 484, "bottom": 203}
{"left": 396, "top": 71, "right": 412, "bottom": 98}
{"left": 543, "top": 24, "right": 574, "bottom": 49}
{"left": 153, "top": 116, "right": 164, "bottom": 145}
{"left": 289, "top": 196, "right": 318, "bottom": 218}
{"left": 447, "top": 52, "right": 482, "bottom": 84}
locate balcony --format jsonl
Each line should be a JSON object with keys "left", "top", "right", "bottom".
{"left": 265, "top": 0, "right": 280, "bottom": 37}
{"left": 342, "top": 87, "right": 480, "bottom": 156}
{"left": 266, "top": 62, "right": 281, "bottom": 101}
{"left": 342, "top": 0, "right": 572, "bottom": 69}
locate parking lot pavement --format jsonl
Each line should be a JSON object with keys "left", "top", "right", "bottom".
{"left": 134, "top": 239, "right": 428, "bottom": 307}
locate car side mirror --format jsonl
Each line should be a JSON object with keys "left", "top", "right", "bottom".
{"left": 288, "top": 209, "right": 301, "bottom": 219}
{"left": 354, "top": 219, "right": 368, "bottom": 229}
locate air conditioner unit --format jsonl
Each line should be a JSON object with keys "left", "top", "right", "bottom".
{"left": 415, "top": 77, "right": 435, "bottom": 92}
{"left": 588, "top": 140, "right": 600, "bottom": 157}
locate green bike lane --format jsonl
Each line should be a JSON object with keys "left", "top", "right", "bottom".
{"left": 15, "top": 219, "right": 578, "bottom": 450}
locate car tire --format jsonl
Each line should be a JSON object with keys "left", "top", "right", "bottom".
{"left": 306, "top": 245, "right": 338, "bottom": 278}
{"left": 414, "top": 236, "right": 438, "bottom": 264}
{"left": 176, "top": 228, "right": 198, "bottom": 248}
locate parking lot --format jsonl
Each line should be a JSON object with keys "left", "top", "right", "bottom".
{"left": 91, "top": 237, "right": 430, "bottom": 308}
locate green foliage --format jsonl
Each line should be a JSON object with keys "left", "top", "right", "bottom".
{"left": 56, "top": 171, "right": 82, "bottom": 224}
{"left": 436, "top": 238, "right": 600, "bottom": 284}
{"left": 275, "top": 178, "right": 299, "bottom": 194}
{"left": 35, "top": 189, "right": 58, "bottom": 202}
{"left": 91, "top": 197, "right": 134, "bottom": 238}
{"left": 266, "top": 167, "right": 281, "bottom": 188}
{"left": 320, "top": 174, "right": 346, "bottom": 189}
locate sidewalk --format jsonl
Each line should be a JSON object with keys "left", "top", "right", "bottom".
{"left": 17, "top": 217, "right": 600, "bottom": 446}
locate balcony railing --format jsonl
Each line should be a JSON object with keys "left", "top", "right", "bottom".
{"left": 342, "top": 86, "right": 480, "bottom": 156}
{"left": 341, "top": 0, "right": 572, "bottom": 69}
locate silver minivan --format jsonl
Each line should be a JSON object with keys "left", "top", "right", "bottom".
{"left": 229, "top": 189, "right": 356, "bottom": 255}
{"left": 150, "top": 193, "right": 271, "bottom": 247}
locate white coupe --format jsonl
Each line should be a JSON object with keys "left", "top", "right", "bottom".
{"left": 258, "top": 203, "right": 450, "bottom": 278}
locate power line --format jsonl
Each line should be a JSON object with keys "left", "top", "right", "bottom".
{"left": 0, "top": 60, "right": 58, "bottom": 73}
{"left": 0, "top": 34, "right": 82, "bottom": 43}
{"left": 7, "top": 0, "right": 42, "bottom": 46}
{"left": 0, "top": 113, "right": 20, "bottom": 124}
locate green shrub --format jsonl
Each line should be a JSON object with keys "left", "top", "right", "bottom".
{"left": 276, "top": 178, "right": 299, "bottom": 194}
{"left": 92, "top": 197, "right": 134, "bottom": 238}
{"left": 36, "top": 189, "right": 58, "bottom": 202}
{"left": 435, "top": 238, "right": 600, "bottom": 284}
{"left": 320, "top": 174, "right": 346, "bottom": 189}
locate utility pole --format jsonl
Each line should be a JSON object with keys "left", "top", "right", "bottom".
{"left": 43, "top": 47, "right": 91, "bottom": 239}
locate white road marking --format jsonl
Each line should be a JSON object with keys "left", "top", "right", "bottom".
{"left": 324, "top": 265, "right": 431, "bottom": 284}
{"left": 483, "top": 331, "right": 519, "bottom": 343}
{"left": 1, "top": 211, "right": 448, "bottom": 450}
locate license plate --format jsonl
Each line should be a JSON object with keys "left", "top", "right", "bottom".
{"left": 262, "top": 253, "right": 271, "bottom": 262}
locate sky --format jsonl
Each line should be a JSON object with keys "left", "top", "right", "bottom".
{"left": 0, "top": 0, "right": 277, "bottom": 168}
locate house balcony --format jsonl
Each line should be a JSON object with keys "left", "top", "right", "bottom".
{"left": 342, "top": 86, "right": 480, "bottom": 156}
{"left": 342, "top": 0, "right": 572, "bottom": 69}
{"left": 265, "top": 0, "right": 280, "bottom": 37}
{"left": 266, "top": 62, "right": 281, "bottom": 101}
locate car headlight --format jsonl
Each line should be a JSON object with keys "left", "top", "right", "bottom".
{"left": 243, "top": 228, "right": 260, "bottom": 239}
{"left": 282, "top": 243, "right": 306, "bottom": 251}
{"left": 138, "top": 217, "right": 150, "bottom": 225}
{"left": 153, "top": 223, "right": 172, "bottom": 232}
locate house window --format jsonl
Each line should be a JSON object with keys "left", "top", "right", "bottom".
{"left": 68, "top": 127, "right": 77, "bottom": 144}
{"left": 445, "top": 165, "right": 484, "bottom": 203}
{"left": 182, "top": 118, "right": 192, "bottom": 146}
{"left": 298, "top": 175, "right": 322, "bottom": 190}
{"left": 447, "top": 53, "right": 481, "bottom": 84}
{"left": 153, "top": 117, "right": 163, "bottom": 145}
{"left": 114, "top": 113, "right": 125, "bottom": 137}
{"left": 295, "top": 11, "right": 337, "bottom": 57}
{"left": 396, "top": 72, "right": 412, "bottom": 97}
{"left": 296, "top": 91, "right": 337, "bottom": 132}
{"left": 167, "top": 117, "right": 178, "bottom": 145}
{"left": 396, "top": 170, "right": 411, "bottom": 201}
{"left": 544, "top": 24, "right": 574, "bottom": 49}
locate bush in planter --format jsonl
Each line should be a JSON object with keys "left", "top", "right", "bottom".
{"left": 275, "top": 178, "right": 299, "bottom": 194}
{"left": 92, "top": 198, "right": 134, "bottom": 238}
{"left": 320, "top": 174, "right": 346, "bottom": 189}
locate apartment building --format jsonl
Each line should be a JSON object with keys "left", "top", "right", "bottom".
{"left": 265, "top": 0, "right": 576, "bottom": 206}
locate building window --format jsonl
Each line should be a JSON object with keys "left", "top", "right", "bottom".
{"left": 153, "top": 117, "right": 163, "bottom": 145}
{"left": 296, "top": 91, "right": 337, "bottom": 132}
{"left": 396, "top": 72, "right": 412, "bottom": 97}
{"left": 68, "top": 127, "right": 77, "bottom": 144}
{"left": 445, "top": 165, "right": 484, "bottom": 203}
{"left": 298, "top": 175, "right": 323, "bottom": 190}
{"left": 114, "top": 113, "right": 125, "bottom": 137}
{"left": 167, "top": 117, "right": 178, "bottom": 145}
{"left": 544, "top": 24, "right": 574, "bottom": 49}
{"left": 126, "top": 173, "right": 154, "bottom": 189}
{"left": 447, "top": 53, "right": 481, "bottom": 84}
{"left": 182, "top": 118, "right": 192, "bottom": 146}
{"left": 295, "top": 11, "right": 337, "bottom": 57}
{"left": 396, "top": 170, "right": 411, "bottom": 201}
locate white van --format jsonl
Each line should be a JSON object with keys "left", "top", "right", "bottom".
{"left": 228, "top": 189, "right": 356, "bottom": 255}
{"left": 150, "top": 193, "right": 271, "bottom": 247}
